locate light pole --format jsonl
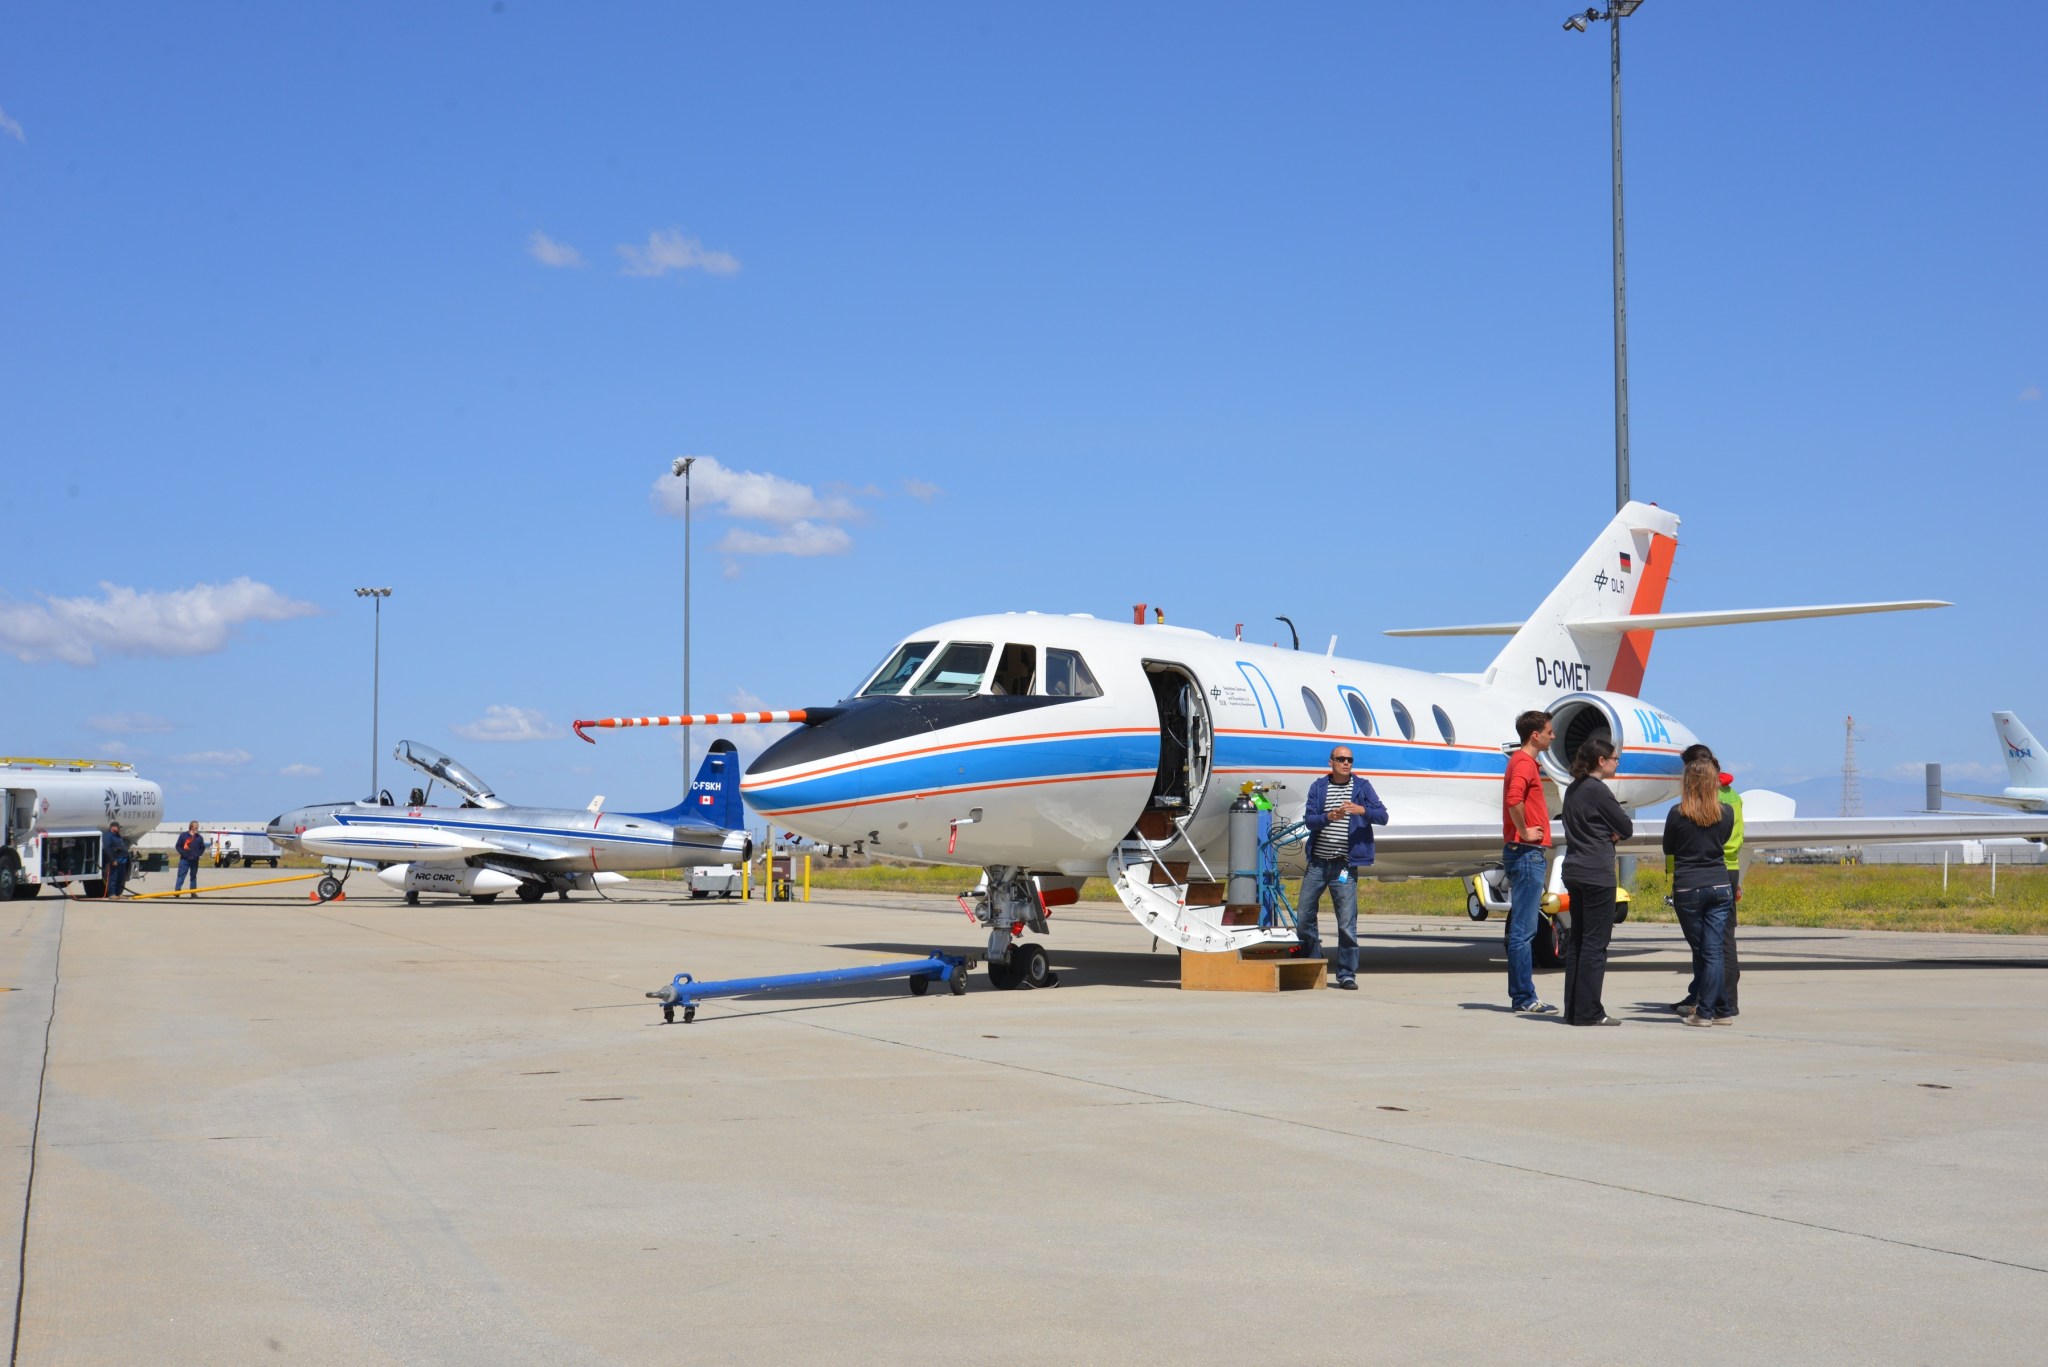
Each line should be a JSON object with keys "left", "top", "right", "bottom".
{"left": 1563, "top": 0, "right": 1645, "bottom": 512}
{"left": 671, "top": 457, "right": 696, "bottom": 782}
{"left": 354, "top": 587, "right": 392, "bottom": 799}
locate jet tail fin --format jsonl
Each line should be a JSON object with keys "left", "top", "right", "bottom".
{"left": 625, "top": 738, "right": 745, "bottom": 830}
{"left": 1995, "top": 711, "right": 2047, "bottom": 789}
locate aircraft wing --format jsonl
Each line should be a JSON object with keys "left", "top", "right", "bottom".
{"left": 466, "top": 832, "right": 588, "bottom": 865}
{"left": 1370, "top": 813, "right": 2048, "bottom": 860}
{"left": 1615, "top": 813, "right": 2048, "bottom": 853}
{"left": 1940, "top": 790, "right": 2046, "bottom": 813}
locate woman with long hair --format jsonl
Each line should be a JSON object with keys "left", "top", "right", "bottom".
{"left": 1662, "top": 758, "right": 1738, "bottom": 1026}
{"left": 1560, "top": 737, "right": 1632, "bottom": 1025}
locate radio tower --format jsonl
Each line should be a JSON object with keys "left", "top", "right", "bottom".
{"left": 1839, "top": 715, "right": 1863, "bottom": 818}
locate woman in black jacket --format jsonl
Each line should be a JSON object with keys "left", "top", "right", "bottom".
{"left": 1662, "top": 759, "right": 1738, "bottom": 1026}
{"left": 1560, "top": 738, "right": 1633, "bottom": 1026}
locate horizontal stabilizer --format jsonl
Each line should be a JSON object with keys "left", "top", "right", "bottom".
{"left": 1383, "top": 622, "right": 1524, "bottom": 638}
{"left": 1564, "top": 601, "right": 1949, "bottom": 634}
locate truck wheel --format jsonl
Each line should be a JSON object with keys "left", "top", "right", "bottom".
{"left": 0, "top": 863, "right": 15, "bottom": 902}
{"left": 268, "top": 859, "right": 279, "bottom": 869}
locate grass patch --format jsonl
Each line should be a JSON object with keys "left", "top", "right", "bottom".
{"left": 1355, "top": 863, "right": 2048, "bottom": 935}
{"left": 645, "top": 860, "right": 2048, "bottom": 934}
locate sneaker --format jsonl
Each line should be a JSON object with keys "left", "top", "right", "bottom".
{"left": 1593, "top": 1016, "right": 1622, "bottom": 1027}
{"left": 1334, "top": 978, "right": 1358, "bottom": 990}
{"left": 1671, "top": 999, "right": 1696, "bottom": 1014}
{"left": 1514, "top": 1001, "right": 1559, "bottom": 1016}
{"left": 1682, "top": 1011, "right": 1714, "bottom": 1028}
{"left": 1712, "top": 1015, "right": 1733, "bottom": 1026}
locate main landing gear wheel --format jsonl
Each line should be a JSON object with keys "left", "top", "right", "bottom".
{"left": 1013, "top": 941, "right": 1055, "bottom": 989}
{"left": 471, "top": 893, "right": 498, "bottom": 905}
{"left": 1466, "top": 888, "right": 1488, "bottom": 922}
{"left": 405, "top": 891, "right": 421, "bottom": 906}
{"left": 1531, "top": 913, "right": 1567, "bottom": 969}
{"left": 909, "top": 974, "right": 930, "bottom": 996}
{"left": 516, "top": 881, "right": 545, "bottom": 904}
{"left": 316, "top": 875, "right": 343, "bottom": 902}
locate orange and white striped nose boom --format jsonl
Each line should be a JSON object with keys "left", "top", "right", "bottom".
{"left": 573, "top": 711, "right": 811, "bottom": 743}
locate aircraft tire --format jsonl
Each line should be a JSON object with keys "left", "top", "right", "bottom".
{"left": 1466, "top": 888, "right": 1487, "bottom": 922}
{"left": 1013, "top": 942, "right": 1052, "bottom": 990}
{"left": 471, "top": 894, "right": 498, "bottom": 905}
{"left": 986, "top": 956, "right": 1022, "bottom": 991}
{"left": 515, "top": 881, "right": 545, "bottom": 904}
{"left": 1533, "top": 913, "right": 1567, "bottom": 969}
{"left": 315, "top": 875, "right": 343, "bottom": 902}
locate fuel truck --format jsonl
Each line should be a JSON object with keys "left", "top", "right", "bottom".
{"left": 0, "top": 756, "right": 165, "bottom": 899}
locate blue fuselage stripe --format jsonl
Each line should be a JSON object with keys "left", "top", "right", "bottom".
{"left": 333, "top": 813, "right": 684, "bottom": 849}
{"left": 744, "top": 732, "right": 1683, "bottom": 812}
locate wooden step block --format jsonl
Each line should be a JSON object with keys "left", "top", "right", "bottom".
{"left": 1183, "top": 881, "right": 1224, "bottom": 907}
{"left": 1180, "top": 949, "right": 1328, "bottom": 993}
{"left": 1136, "top": 811, "right": 1176, "bottom": 841}
{"left": 1148, "top": 861, "right": 1191, "bottom": 885}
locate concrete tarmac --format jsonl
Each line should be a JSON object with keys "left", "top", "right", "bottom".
{"left": 5, "top": 871, "right": 2046, "bottom": 1364}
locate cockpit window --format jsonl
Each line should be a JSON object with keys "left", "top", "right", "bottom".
{"left": 860, "top": 640, "right": 938, "bottom": 697}
{"left": 1044, "top": 648, "right": 1103, "bottom": 699}
{"left": 393, "top": 740, "right": 498, "bottom": 806}
{"left": 992, "top": 644, "right": 1036, "bottom": 696}
{"left": 910, "top": 642, "right": 993, "bottom": 696}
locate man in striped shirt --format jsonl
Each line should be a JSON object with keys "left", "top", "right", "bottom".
{"left": 1298, "top": 746, "right": 1390, "bottom": 989}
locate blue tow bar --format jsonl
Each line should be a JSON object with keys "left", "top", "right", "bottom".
{"left": 647, "top": 952, "right": 980, "bottom": 1023}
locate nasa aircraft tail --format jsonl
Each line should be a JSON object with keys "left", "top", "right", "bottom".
{"left": 1994, "top": 712, "right": 2046, "bottom": 788}
{"left": 627, "top": 738, "right": 745, "bottom": 830}
{"left": 1384, "top": 501, "right": 1950, "bottom": 699}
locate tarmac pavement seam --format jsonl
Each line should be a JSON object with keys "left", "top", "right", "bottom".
{"left": 6, "top": 898, "right": 62, "bottom": 1367}
{"left": 777, "top": 1010, "right": 2048, "bottom": 1279}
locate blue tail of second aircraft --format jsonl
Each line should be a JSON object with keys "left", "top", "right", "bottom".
{"left": 629, "top": 738, "right": 745, "bottom": 830}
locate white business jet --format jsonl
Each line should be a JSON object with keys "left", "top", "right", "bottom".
{"left": 1942, "top": 711, "right": 2048, "bottom": 812}
{"left": 577, "top": 501, "right": 2048, "bottom": 984}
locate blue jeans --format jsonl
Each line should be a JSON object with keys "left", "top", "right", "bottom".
{"left": 174, "top": 859, "right": 200, "bottom": 892}
{"left": 1674, "top": 884, "right": 1735, "bottom": 1018}
{"left": 1503, "top": 845, "right": 1547, "bottom": 1008}
{"left": 1297, "top": 857, "right": 1360, "bottom": 980}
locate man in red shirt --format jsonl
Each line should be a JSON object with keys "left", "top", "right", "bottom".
{"left": 1502, "top": 710, "right": 1557, "bottom": 1014}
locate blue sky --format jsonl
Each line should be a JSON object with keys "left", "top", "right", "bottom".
{"left": 2, "top": 1, "right": 2040, "bottom": 821}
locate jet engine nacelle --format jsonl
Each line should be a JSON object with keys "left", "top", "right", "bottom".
{"left": 1541, "top": 691, "right": 1696, "bottom": 807}
{"left": 376, "top": 864, "right": 523, "bottom": 897}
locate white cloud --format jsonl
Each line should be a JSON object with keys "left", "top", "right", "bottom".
{"left": 452, "top": 705, "right": 564, "bottom": 743}
{"left": 617, "top": 228, "right": 741, "bottom": 278}
{"left": 651, "top": 456, "right": 862, "bottom": 526}
{"left": 0, "top": 106, "right": 22, "bottom": 143}
{"left": 0, "top": 578, "right": 318, "bottom": 666}
{"left": 528, "top": 230, "right": 585, "bottom": 268}
{"left": 88, "top": 712, "right": 176, "bottom": 735}
{"left": 903, "top": 478, "right": 942, "bottom": 502}
{"left": 280, "top": 763, "right": 323, "bottom": 777}
{"left": 717, "top": 522, "right": 853, "bottom": 557}
{"left": 2021, "top": 384, "right": 2043, "bottom": 402}
{"left": 172, "top": 749, "right": 252, "bottom": 767}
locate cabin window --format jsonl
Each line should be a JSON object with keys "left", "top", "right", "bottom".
{"left": 860, "top": 640, "right": 939, "bottom": 697}
{"left": 1432, "top": 705, "right": 1457, "bottom": 745}
{"left": 911, "top": 642, "right": 994, "bottom": 697}
{"left": 1300, "top": 687, "right": 1328, "bottom": 732}
{"left": 993, "top": 644, "right": 1037, "bottom": 696}
{"left": 1343, "top": 690, "right": 1377, "bottom": 737}
{"left": 1045, "top": 648, "right": 1103, "bottom": 699}
{"left": 1390, "top": 698, "right": 1416, "bottom": 741}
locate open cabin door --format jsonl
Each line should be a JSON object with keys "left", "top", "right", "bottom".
{"left": 1141, "top": 661, "right": 1212, "bottom": 823}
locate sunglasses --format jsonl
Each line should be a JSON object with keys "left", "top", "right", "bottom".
{"left": 1331, "top": 757, "right": 1354, "bottom": 764}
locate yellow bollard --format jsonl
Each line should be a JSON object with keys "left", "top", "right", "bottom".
{"left": 803, "top": 854, "right": 811, "bottom": 902}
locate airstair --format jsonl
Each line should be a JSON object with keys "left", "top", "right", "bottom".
{"left": 1107, "top": 813, "right": 1301, "bottom": 954}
